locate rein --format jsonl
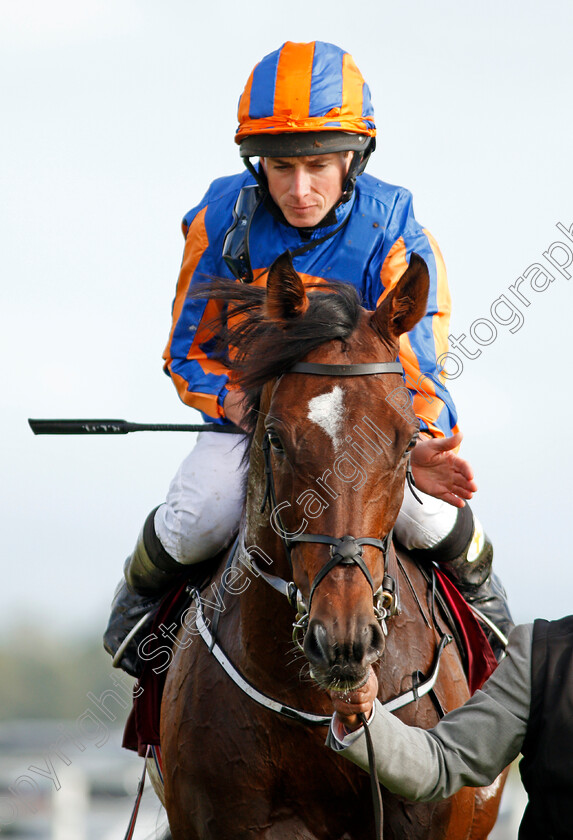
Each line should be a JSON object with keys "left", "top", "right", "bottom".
{"left": 189, "top": 559, "right": 451, "bottom": 840}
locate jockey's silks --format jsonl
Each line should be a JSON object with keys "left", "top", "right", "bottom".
{"left": 163, "top": 170, "right": 459, "bottom": 439}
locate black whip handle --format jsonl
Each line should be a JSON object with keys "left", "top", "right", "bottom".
{"left": 28, "top": 419, "right": 243, "bottom": 435}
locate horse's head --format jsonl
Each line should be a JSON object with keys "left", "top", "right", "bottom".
{"left": 196, "top": 252, "right": 428, "bottom": 692}
{"left": 253, "top": 253, "right": 429, "bottom": 691}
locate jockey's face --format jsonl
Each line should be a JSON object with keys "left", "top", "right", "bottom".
{"left": 262, "top": 152, "right": 352, "bottom": 228}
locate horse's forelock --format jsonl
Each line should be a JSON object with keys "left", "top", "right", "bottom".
{"left": 189, "top": 278, "right": 363, "bottom": 438}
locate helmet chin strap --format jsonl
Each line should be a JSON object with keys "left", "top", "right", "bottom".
{"left": 243, "top": 156, "right": 268, "bottom": 195}
{"left": 340, "top": 138, "right": 376, "bottom": 203}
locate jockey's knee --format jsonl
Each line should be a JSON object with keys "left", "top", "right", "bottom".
{"left": 155, "top": 495, "right": 242, "bottom": 565}
{"left": 395, "top": 488, "right": 461, "bottom": 551}
{"left": 395, "top": 486, "right": 514, "bottom": 657}
{"left": 396, "top": 488, "right": 483, "bottom": 573}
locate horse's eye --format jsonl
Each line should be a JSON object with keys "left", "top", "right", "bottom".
{"left": 267, "top": 431, "right": 285, "bottom": 453}
{"left": 405, "top": 432, "right": 419, "bottom": 454}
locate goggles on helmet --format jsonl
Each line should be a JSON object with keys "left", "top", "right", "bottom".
{"left": 239, "top": 130, "right": 372, "bottom": 160}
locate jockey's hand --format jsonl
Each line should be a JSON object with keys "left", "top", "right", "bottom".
{"left": 223, "top": 389, "right": 247, "bottom": 429}
{"left": 410, "top": 431, "right": 477, "bottom": 508}
{"left": 328, "top": 668, "right": 378, "bottom": 735}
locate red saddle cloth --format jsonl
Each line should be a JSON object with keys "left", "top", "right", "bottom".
{"left": 433, "top": 567, "right": 498, "bottom": 694}
{"left": 122, "top": 571, "right": 498, "bottom": 755}
{"left": 123, "top": 583, "right": 191, "bottom": 756}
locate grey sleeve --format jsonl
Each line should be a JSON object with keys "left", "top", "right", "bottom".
{"left": 327, "top": 623, "right": 532, "bottom": 801}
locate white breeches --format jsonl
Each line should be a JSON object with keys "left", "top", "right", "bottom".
{"left": 155, "top": 431, "right": 462, "bottom": 565}
{"left": 155, "top": 432, "right": 249, "bottom": 565}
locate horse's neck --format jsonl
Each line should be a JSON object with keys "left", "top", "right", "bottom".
{"left": 243, "top": 419, "right": 273, "bottom": 547}
{"left": 242, "top": 386, "right": 285, "bottom": 559}
{"left": 235, "top": 412, "right": 303, "bottom": 682}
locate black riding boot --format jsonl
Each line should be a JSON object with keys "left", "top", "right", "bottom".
{"left": 103, "top": 507, "right": 186, "bottom": 677}
{"left": 417, "top": 504, "right": 514, "bottom": 660}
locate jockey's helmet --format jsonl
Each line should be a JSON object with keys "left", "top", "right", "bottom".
{"left": 236, "top": 42, "right": 376, "bottom": 198}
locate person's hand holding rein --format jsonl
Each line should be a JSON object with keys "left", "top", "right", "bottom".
{"left": 328, "top": 668, "right": 379, "bottom": 739}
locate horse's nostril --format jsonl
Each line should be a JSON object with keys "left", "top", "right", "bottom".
{"left": 352, "top": 622, "right": 383, "bottom": 664}
{"left": 303, "top": 620, "right": 331, "bottom": 667}
{"left": 365, "top": 621, "right": 385, "bottom": 662}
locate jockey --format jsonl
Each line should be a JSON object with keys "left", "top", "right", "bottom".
{"left": 104, "top": 41, "right": 513, "bottom": 676}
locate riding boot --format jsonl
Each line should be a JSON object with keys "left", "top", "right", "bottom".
{"left": 415, "top": 504, "right": 514, "bottom": 661}
{"left": 103, "top": 507, "right": 187, "bottom": 677}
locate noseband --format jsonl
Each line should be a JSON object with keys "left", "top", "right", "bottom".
{"left": 255, "top": 360, "right": 407, "bottom": 649}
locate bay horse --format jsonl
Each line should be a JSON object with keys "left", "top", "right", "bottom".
{"left": 159, "top": 252, "right": 506, "bottom": 839}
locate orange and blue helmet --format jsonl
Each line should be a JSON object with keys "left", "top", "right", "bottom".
{"left": 236, "top": 41, "right": 376, "bottom": 160}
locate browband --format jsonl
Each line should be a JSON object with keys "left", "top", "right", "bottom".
{"left": 288, "top": 362, "right": 403, "bottom": 377}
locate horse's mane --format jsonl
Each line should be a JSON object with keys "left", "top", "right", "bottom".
{"left": 191, "top": 278, "right": 363, "bottom": 437}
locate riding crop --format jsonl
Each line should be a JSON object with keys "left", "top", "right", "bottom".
{"left": 28, "top": 419, "right": 243, "bottom": 435}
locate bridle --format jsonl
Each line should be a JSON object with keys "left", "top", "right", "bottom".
{"left": 254, "top": 359, "right": 408, "bottom": 650}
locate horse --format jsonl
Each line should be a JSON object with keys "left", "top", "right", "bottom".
{"left": 159, "top": 252, "right": 506, "bottom": 839}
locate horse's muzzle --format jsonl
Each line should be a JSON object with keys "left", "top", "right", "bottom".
{"left": 303, "top": 615, "right": 385, "bottom": 688}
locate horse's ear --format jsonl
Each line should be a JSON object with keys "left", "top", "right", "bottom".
{"left": 265, "top": 251, "right": 309, "bottom": 323}
{"left": 371, "top": 253, "right": 429, "bottom": 341}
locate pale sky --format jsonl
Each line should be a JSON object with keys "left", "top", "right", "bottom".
{"left": 2, "top": 0, "right": 573, "bottom": 638}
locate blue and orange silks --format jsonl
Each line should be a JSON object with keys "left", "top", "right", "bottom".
{"left": 162, "top": 168, "right": 459, "bottom": 439}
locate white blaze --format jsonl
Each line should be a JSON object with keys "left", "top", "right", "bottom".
{"left": 307, "top": 386, "right": 345, "bottom": 449}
